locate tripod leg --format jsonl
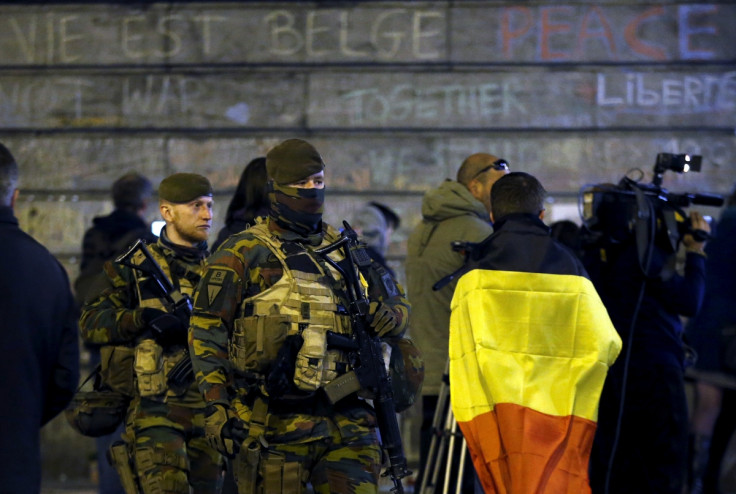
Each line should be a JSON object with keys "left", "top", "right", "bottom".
{"left": 420, "top": 360, "right": 453, "bottom": 494}
{"left": 456, "top": 436, "right": 468, "bottom": 494}
{"left": 442, "top": 415, "right": 458, "bottom": 494}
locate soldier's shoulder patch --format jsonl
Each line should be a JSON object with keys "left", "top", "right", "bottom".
{"left": 195, "top": 267, "right": 235, "bottom": 311}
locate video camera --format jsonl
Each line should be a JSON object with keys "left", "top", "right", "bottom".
{"left": 579, "top": 153, "right": 723, "bottom": 272}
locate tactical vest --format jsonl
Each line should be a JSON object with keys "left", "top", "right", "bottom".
{"left": 129, "top": 245, "right": 202, "bottom": 403}
{"left": 229, "top": 223, "right": 353, "bottom": 393}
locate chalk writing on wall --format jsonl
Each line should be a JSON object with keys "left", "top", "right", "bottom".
{"left": 0, "top": 4, "right": 733, "bottom": 65}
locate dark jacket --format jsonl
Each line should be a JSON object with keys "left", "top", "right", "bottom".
{"left": 468, "top": 213, "right": 588, "bottom": 276}
{"left": 0, "top": 205, "right": 80, "bottom": 493}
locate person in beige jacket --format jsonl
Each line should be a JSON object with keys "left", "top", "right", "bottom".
{"left": 406, "top": 152, "right": 508, "bottom": 490}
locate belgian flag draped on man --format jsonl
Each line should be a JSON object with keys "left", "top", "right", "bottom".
{"left": 449, "top": 206, "right": 622, "bottom": 494}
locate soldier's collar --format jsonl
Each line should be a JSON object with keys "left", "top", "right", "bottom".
{"left": 267, "top": 217, "right": 324, "bottom": 246}
{"left": 158, "top": 226, "right": 209, "bottom": 261}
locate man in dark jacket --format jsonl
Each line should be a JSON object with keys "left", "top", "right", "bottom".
{"left": 0, "top": 142, "right": 80, "bottom": 493}
{"left": 75, "top": 172, "right": 154, "bottom": 307}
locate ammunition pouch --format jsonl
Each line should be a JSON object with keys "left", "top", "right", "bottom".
{"left": 236, "top": 436, "right": 263, "bottom": 494}
{"left": 293, "top": 327, "right": 346, "bottom": 392}
{"left": 134, "top": 339, "right": 190, "bottom": 398}
{"left": 135, "top": 338, "right": 166, "bottom": 397}
{"left": 235, "top": 397, "right": 282, "bottom": 494}
{"left": 293, "top": 327, "right": 328, "bottom": 391}
{"left": 257, "top": 451, "right": 305, "bottom": 494}
{"left": 230, "top": 315, "right": 290, "bottom": 374}
{"left": 108, "top": 440, "right": 139, "bottom": 494}
{"left": 100, "top": 345, "right": 136, "bottom": 397}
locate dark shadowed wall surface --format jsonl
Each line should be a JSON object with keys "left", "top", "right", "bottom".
{"left": 0, "top": 0, "right": 733, "bottom": 487}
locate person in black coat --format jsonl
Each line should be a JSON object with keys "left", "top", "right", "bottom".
{"left": 0, "top": 142, "right": 80, "bottom": 493}
{"left": 75, "top": 172, "right": 155, "bottom": 307}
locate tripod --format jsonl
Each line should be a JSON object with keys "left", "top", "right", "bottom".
{"left": 418, "top": 360, "right": 471, "bottom": 494}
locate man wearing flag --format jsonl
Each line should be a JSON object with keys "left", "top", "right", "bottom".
{"left": 449, "top": 172, "right": 622, "bottom": 493}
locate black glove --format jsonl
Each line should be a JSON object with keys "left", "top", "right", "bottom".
{"left": 141, "top": 308, "right": 188, "bottom": 346}
{"left": 204, "top": 403, "right": 249, "bottom": 458}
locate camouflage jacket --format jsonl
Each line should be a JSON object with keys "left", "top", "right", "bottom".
{"left": 189, "top": 218, "right": 410, "bottom": 405}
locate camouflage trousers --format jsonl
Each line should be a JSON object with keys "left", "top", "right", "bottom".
{"left": 231, "top": 396, "right": 382, "bottom": 494}
{"left": 123, "top": 397, "right": 224, "bottom": 494}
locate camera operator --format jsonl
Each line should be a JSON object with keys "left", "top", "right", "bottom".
{"left": 589, "top": 206, "right": 711, "bottom": 494}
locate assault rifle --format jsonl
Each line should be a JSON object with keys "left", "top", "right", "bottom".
{"left": 115, "top": 239, "right": 194, "bottom": 390}
{"left": 314, "top": 222, "right": 410, "bottom": 494}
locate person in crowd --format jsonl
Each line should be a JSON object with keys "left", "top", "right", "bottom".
{"left": 550, "top": 219, "right": 584, "bottom": 258}
{"left": 0, "top": 142, "right": 80, "bottom": 493}
{"left": 212, "top": 156, "right": 269, "bottom": 251}
{"left": 351, "top": 200, "right": 401, "bottom": 277}
{"left": 587, "top": 185, "right": 711, "bottom": 493}
{"left": 75, "top": 172, "right": 155, "bottom": 306}
{"left": 74, "top": 171, "right": 155, "bottom": 494}
{"left": 684, "top": 184, "right": 736, "bottom": 494}
{"left": 406, "top": 152, "right": 508, "bottom": 490}
{"left": 449, "top": 171, "right": 621, "bottom": 493}
{"left": 79, "top": 173, "right": 224, "bottom": 493}
{"left": 188, "top": 138, "right": 410, "bottom": 493}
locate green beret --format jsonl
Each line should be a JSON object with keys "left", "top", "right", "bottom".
{"left": 266, "top": 139, "right": 325, "bottom": 185}
{"left": 158, "top": 173, "right": 213, "bottom": 203}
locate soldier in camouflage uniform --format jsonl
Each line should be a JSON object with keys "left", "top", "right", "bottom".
{"left": 80, "top": 173, "right": 224, "bottom": 494}
{"left": 189, "top": 139, "right": 411, "bottom": 494}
